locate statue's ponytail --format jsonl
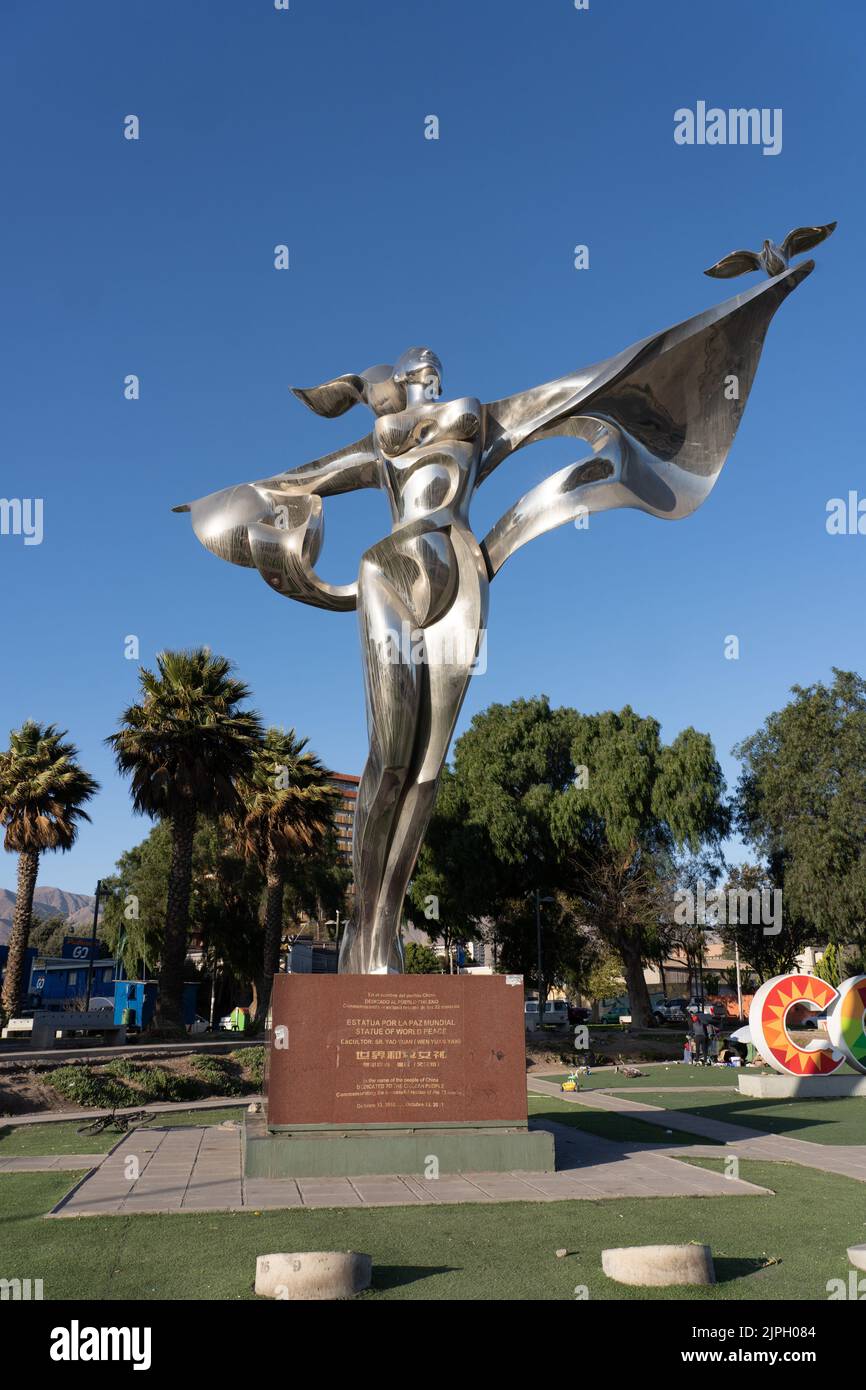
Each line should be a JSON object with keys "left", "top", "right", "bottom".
{"left": 292, "top": 364, "right": 405, "bottom": 418}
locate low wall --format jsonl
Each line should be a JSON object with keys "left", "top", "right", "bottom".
{"left": 738, "top": 1072, "right": 866, "bottom": 1099}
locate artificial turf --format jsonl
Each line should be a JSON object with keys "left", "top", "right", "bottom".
{"left": 609, "top": 1091, "right": 866, "bottom": 1146}
{"left": 2, "top": 1158, "right": 863, "bottom": 1301}
{"left": 526, "top": 1094, "right": 709, "bottom": 1146}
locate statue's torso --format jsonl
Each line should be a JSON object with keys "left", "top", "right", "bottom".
{"left": 363, "top": 396, "right": 487, "bottom": 627}
{"left": 374, "top": 396, "right": 482, "bottom": 531}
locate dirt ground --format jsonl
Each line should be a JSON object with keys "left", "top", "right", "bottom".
{"left": 0, "top": 1049, "right": 255, "bottom": 1118}
{"left": 526, "top": 1024, "right": 688, "bottom": 1070}
{"left": 0, "top": 1026, "right": 703, "bottom": 1114}
{"left": 0, "top": 1066, "right": 66, "bottom": 1116}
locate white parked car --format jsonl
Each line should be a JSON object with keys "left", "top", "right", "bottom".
{"left": 525, "top": 999, "right": 569, "bottom": 1026}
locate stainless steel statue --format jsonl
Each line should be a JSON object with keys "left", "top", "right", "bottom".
{"left": 176, "top": 237, "right": 830, "bottom": 974}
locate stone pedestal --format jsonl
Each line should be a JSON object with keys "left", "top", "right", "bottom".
{"left": 737, "top": 1072, "right": 866, "bottom": 1099}
{"left": 244, "top": 973, "right": 554, "bottom": 1178}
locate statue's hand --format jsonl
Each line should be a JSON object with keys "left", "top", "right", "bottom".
{"left": 246, "top": 492, "right": 358, "bottom": 611}
{"left": 174, "top": 483, "right": 273, "bottom": 567}
{"left": 175, "top": 483, "right": 357, "bottom": 611}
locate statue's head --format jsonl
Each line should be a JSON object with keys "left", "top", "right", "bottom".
{"left": 292, "top": 346, "right": 442, "bottom": 419}
{"left": 392, "top": 347, "right": 443, "bottom": 402}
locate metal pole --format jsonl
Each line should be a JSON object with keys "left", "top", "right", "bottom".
{"left": 735, "top": 937, "right": 743, "bottom": 1020}
{"left": 84, "top": 880, "right": 102, "bottom": 1011}
{"left": 535, "top": 888, "right": 543, "bottom": 1025}
{"left": 209, "top": 960, "right": 219, "bottom": 1028}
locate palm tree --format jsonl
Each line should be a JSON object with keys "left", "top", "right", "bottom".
{"left": 237, "top": 728, "right": 338, "bottom": 1023}
{"left": 0, "top": 722, "right": 99, "bottom": 1020}
{"left": 106, "top": 648, "right": 262, "bottom": 1032}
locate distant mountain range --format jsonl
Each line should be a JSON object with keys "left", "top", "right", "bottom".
{"left": 0, "top": 887, "right": 96, "bottom": 944}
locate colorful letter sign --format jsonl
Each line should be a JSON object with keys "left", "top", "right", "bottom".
{"left": 750, "top": 972, "right": 866, "bottom": 1076}
{"left": 827, "top": 974, "right": 866, "bottom": 1074}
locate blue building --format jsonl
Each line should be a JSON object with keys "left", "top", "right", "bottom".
{"left": 0, "top": 936, "right": 120, "bottom": 1010}
{"left": 1, "top": 935, "right": 201, "bottom": 1025}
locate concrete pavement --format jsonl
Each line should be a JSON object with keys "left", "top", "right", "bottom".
{"left": 45, "top": 1115, "right": 771, "bottom": 1217}
{"left": 527, "top": 1077, "right": 866, "bottom": 1182}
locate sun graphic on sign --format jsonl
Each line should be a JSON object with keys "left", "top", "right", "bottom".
{"left": 757, "top": 975, "right": 844, "bottom": 1075}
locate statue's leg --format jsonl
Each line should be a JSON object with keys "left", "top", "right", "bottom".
{"left": 339, "top": 557, "right": 422, "bottom": 974}
{"left": 370, "top": 528, "right": 489, "bottom": 961}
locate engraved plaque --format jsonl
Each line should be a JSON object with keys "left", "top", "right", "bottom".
{"left": 267, "top": 973, "right": 528, "bottom": 1128}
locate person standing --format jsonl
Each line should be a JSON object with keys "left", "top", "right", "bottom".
{"left": 689, "top": 1011, "right": 708, "bottom": 1064}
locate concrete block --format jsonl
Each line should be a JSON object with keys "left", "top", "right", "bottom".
{"left": 602, "top": 1243, "right": 715, "bottom": 1287}
{"left": 255, "top": 1251, "right": 372, "bottom": 1300}
{"left": 244, "top": 1109, "right": 555, "bottom": 1178}
{"left": 738, "top": 1073, "right": 866, "bottom": 1099}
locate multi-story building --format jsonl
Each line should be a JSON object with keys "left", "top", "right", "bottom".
{"left": 330, "top": 772, "right": 359, "bottom": 862}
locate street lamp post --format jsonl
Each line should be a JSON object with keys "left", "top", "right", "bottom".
{"left": 84, "top": 879, "right": 103, "bottom": 1011}
{"left": 533, "top": 890, "right": 554, "bottom": 1028}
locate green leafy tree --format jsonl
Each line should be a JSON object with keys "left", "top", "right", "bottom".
{"left": 106, "top": 649, "right": 262, "bottom": 1032}
{"left": 101, "top": 819, "right": 266, "bottom": 1014}
{"left": 717, "top": 861, "right": 813, "bottom": 984}
{"left": 236, "top": 728, "right": 338, "bottom": 1023}
{"left": 101, "top": 823, "right": 177, "bottom": 978}
{"left": 28, "top": 914, "right": 73, "bottom": 958}
{"left": 282, "top": 834, "right": 352, "bottom": 943}
{"left": 734, "top": 669, "right": 866, "bottom": 951}
{"left": 191, "top": 819, "right": 268, "bottom": 1019}
{"left": 432, "top": 697, "right": 581, "bottom": 993}
{"left": 435, "top": 697, "right": 728, "bottom": 1027}
{"left": 495, "top": 891, "right": 591, "bottom": 1003}
{"left": 408, "top": 768, "right": 499, "bottom": 968}
{"left": 0, "top": 722, "right": 99, "bottom": 1019}
{"left": 557, "top": 705, "right": 728, "bottom": 1022}
{"left": 814, "top": 942, "right": 844, "bottom": 987}
{"left": 721, "top": 964, "right": 756, "bottom": 994}
{"left": 577, "top": 948, "right": 624, "bottom": 1013}
{"left": 403, "top": 941, "right": 443, "bottom": 973}
{"left": 556, "top": 714, "right": 729, "bottom": 1024}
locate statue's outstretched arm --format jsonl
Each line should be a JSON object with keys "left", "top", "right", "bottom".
{"left": 477, "top": 262, "right": 812, "bottom": 577}
{"left": 480, "top": 418, "right": 626, "bottom": 579}
{"left": 262, "top": 432, "right": 379, "bottom": 497}
{"left": 174, "top": 433, "right": 380, "bottom": 611}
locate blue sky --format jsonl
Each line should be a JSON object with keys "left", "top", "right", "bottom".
{"left": 1, "top": 0, "right": 863, "bottom": 894}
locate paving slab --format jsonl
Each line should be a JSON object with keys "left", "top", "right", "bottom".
{"left": 40, "top": 1108, "right": 780, "bottom": 1217}
{"left": 244, "top": 1178, "right": 304, "bottom": 1209}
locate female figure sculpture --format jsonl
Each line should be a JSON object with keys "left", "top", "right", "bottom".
{"left": 177, "top": 260, "right": 812, "bottom": 973}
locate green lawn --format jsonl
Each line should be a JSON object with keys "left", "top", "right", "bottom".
{"left": 611, "top": 1091, "right": 866, "bottom": 1146}
{"left": 527, "top": 1094, "right": 710, "bottom": 1147}
{"left": 541, "top": 1066, "right": 746, "bottom": 1092}
{"left": 0, "top": 1108, "right": 246, "bottom": 1157}
{"left": 2, "top": 1159, "right": 863, "bottom": 1300}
